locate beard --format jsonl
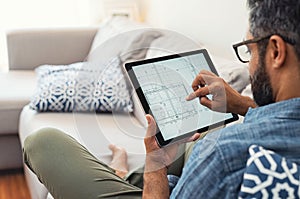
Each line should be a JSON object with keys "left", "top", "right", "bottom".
{"left": 250, "top": 58, "right": 275, "bottom": 106}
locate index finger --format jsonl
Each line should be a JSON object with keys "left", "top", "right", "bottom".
{"left": 200, "top": 70, "right": 218, "bottom": 77}
{"left": 186, "top": 86, "right": 210, "bottom": 101}
{"left": 191, "top": 73, "right": 218, "bottom": 91}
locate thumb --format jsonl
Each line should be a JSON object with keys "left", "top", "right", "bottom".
{"left": 145, "top": 114, "right": 157, "bottom": 138}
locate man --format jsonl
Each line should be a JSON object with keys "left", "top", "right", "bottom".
{"left": 24, "top": 0, "right": 300, "bottom": 198}
{"left": 143, "top": 0, "right": 300, "bottom": 198}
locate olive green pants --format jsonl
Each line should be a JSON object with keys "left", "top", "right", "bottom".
{"left": 23, "top": 128, "right": 143, "bottom": 199}
{"left": 23, "top": 128, "right": 189, "bottom": 199}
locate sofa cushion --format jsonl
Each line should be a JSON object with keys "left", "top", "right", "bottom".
{"left": 19, "top": 105, "right": 146, "bottom": 169}
{"left": 145, "top": 29, "right": 203, "bottom": 59}
{"left": 29, "top": 61, "right": 133, "bottom": 113}
{"left": 0, "top": 71, "right": 36, "bottom": 134}
{"left": 87, "top": 16, "right": 161, "bottom": 64}
{"left": 87, "top": 16, "right": 148, "bottom": 62}
{"left": 239, "top": 145, "right": 300, "bottom": 198}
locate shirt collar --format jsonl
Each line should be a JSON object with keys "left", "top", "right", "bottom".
{"left": 244, "top": 97, "right": 300, "bottom": 123}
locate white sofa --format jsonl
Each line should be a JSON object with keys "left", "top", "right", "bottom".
{"left": 6, "top": 25, "right": 150, "bottom": 199}
{"left": 0, "top": 27, "right": 100, "bottom": 171}
{"left": 0, "top": 70, "right": 36, "bottom": 170}
{"left": 6, "top": 18, "right": 251, "bottom": 199}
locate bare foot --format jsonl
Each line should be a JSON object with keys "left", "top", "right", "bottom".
{"left": 108, "top": 144, "right": 129, "bottom": 178}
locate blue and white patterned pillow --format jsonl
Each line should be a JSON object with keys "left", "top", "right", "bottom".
{"left": 30, "top": 59, "right": 133, "bottom": 113}
{"left": 239, "top": 145, "right": 300, "bottom": 199}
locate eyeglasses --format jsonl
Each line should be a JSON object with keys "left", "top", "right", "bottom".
{"left": 232, "top": 34, "right": 296, "bottom": 63}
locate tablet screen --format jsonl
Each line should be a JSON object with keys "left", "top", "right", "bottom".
{"left": 125, "top": 49, "right": 238, "bottom": 146}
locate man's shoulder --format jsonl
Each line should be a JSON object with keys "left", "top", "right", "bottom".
{"left": 211, "top": 112, "right": 300, "bottom": 170}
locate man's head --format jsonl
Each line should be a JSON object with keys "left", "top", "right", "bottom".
{"left": 245, "top": 0, "right": 300, "bottom": 106}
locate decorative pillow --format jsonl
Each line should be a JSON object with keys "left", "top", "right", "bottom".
{"left": 239, "top": 145, "right": 300, "bottom": 199}
{"left": 29, "top": 59, "right": 133, "bottom": 113}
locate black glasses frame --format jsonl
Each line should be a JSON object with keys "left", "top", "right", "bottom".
{"left": 232, "top": 34, "right": 296, "bottom": 63}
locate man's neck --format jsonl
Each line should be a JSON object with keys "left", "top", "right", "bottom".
{"left": 274, "top": 66, "right": 300, "bottom": 102}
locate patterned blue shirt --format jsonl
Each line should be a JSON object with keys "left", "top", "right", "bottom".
{"left": 170, "top": 98, "right": 300, "bottom": 198}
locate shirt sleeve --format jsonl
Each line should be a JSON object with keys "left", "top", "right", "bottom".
{"left": 170, "top": 131, "right": 232, "bottom": 198}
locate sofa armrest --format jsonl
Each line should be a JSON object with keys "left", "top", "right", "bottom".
{"left": 6, "top": 27, "right": 98, "bottom": 70}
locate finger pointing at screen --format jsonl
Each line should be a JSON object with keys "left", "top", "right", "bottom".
{"left": 186, "top": 69, "right": 256, "bottom": 116}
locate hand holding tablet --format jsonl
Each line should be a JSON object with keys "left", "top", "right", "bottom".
{"left": 125, "top": 49, "right": 238, "bottom": 147}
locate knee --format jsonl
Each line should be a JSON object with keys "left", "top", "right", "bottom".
{"left": 23, "top": 127, "right": 67, "bottom": 157}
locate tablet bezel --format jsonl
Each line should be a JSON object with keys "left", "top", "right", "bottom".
{"left": 125, "top": 49, "right": 239, "bottom": 147}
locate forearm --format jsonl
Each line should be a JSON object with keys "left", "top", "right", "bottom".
{"left": 142, "top": 114, "right": 182, "bottom": 199}
{"left": 232, "top": 95, "right": 257, "bottom": 116}
{"left": 143, "top": 165, "right": 169, "bottom": 199}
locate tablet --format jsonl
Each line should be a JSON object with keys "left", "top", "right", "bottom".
{"left": 125, "top": 49, "right": 239, "bottom": 147}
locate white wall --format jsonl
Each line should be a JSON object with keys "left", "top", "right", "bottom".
{"left": 0, "top": 0, "right": 93, "bottom": 71}
{"left": 0, "top": 0, "right": 249, "bottom": 71}
{"left": 140, "top": 0, "right": 249, "bottom": 59}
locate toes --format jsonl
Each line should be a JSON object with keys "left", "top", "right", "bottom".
{"left": 108, "top": 144, "right": 116, "bottom": 152}
{"left": 108, "top": 144, "right": 127, "bottom": 155}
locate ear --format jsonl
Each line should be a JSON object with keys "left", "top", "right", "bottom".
{"left": 268, "top": 35, "right": 287, "bottom": 68}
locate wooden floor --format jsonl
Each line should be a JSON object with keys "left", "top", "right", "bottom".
{"left": 0, "top": 169, "right": 31, "bottom": 199}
